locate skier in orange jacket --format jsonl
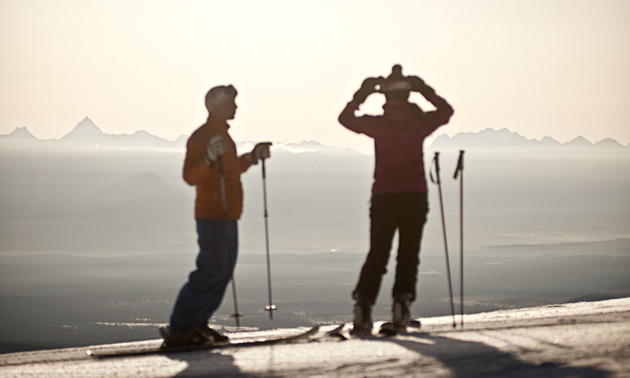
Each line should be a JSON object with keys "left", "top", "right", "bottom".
{"left": 163, "top": 85, "right": 271, "bottom": 347}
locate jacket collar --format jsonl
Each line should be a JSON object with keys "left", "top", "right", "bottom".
{"left": 207, "top": 115, "right": 230, "bottom": 131}
{"left": 383, "top": 99, "right": 415, "bottom": 120}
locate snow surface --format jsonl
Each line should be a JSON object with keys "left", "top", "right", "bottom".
{"left": 1, "top": 298, "right": 629, "bottom": 377}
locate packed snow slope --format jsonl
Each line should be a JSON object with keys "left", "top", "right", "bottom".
{"left": 1, "top": 298, "right": 629, "bottom": 377}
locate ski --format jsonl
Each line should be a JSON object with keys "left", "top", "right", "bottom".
{"left": 86, "top": 326, "right": 319, "bottom": 360}
{"left": 325, "top": 323, "right": 348, "bottom": 340}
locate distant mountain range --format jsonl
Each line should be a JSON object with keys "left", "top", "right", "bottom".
{"left": 429, "top": 128, "right": 628, "bottom": 149}
{"left": 1, "top": 117, "right": 627, "bottom": 151}
{"left": 1, "top": 117, "right": 629, "bottom": 256}
{"left": 0, "top": 117, "right": 188, "bottom": 150}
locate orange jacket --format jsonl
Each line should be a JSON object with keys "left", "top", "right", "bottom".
{"left": 183, "top": 116, "right": 251, "bottom": 219}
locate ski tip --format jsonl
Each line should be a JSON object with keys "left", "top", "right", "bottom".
{"left": 326, "top": 323, "right": 347, "bottom": 338}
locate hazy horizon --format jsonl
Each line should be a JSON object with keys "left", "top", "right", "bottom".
{"left": 1, "top": 122, "right": 629, "bottom": 259}
{"left": 2, "top": 116, "right": 629, "bottom": 151}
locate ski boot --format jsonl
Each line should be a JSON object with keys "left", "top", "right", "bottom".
{"left": 159, "top": 323, "right": 228, "bottom": 348}
{"left": 350, "top": 295, "right": 373, "bottom": 335}
{"left": 392, "top": 292, "right": 413, "bottom": 332}
{"left": 198, "top": 324, "right": 229, "bottom": 343}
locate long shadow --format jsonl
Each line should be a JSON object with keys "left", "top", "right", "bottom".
{"left": 380, "top": 332, "right": 609, "bottom": 377}
{"left": 170, "top": 346, "right": 290, "bottom": 377}
{"left": 171, "top": 350, "right": 247, "bottom": 377}
{"left": 163, "top": 330, "right": 610, "bottom": 377}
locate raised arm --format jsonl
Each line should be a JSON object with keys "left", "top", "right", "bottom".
{"left": 338, "top": 77, "right": 384, "bottom": 133}
{"left": 408, "top": 76, "right": 454, "bottom": 131}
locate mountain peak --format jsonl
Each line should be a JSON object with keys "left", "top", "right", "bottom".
{"left": 429, "top": 128, "right": 529, "bottom": 149}
{"left": 540, "top": 136, "right": 561, "bottom": 145}
{"left": 566, "top": 136, "right": 593, "bottom": 146}
{"left": 290, "top": 140, "right": 325, "bottom": 148}
{"left": 595, "top": 138, "right": 624, "bottom": 148}
{"left": 76, "top": 116, "right": 99, "bottom": 129}
{"left": 130, "top": 171, "right": 166, "bottom": 184}
{"left": 62, "top": 117, "right": 104, "bottom": 140}
{"left": 280, "top": 140, "right": 350, "bottom": 153}
{"left": 6, "top": 127, "right": 37, "bottom": 139}
{"left": 132, "top": 130, "right": 151, "bottom": 137}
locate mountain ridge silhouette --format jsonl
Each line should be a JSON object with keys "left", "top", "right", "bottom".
{"left": 1, "top": 120, "right": 628, "bottom": 149}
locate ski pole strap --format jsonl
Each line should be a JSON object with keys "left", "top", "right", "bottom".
{"left": 430, "top": 152, "right": 441, "bottom": 184}
{"left": 454, "top": 150, "right": 465, "bottom": 179}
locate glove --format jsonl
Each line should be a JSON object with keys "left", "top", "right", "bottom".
{"left": 408, "top": 75, "right": 436, "bottom": 98}
{"left": 247, "top": 142, "right": 272, "bottom": 165}
{"left": 352, "top": 77, "right": 384, "bottom": 104}
{"left": 407, "top": 76, "right": 426, "bottom": 92}
{"left": 204, "top": 135, "right": 227, "bottom": 166}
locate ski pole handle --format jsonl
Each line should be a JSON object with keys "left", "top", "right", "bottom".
{"left": 262, "top": 156, "right": 266, "bottom": 180}
{"left": 430, "top": 152, "right": 441, "bottom": 184}
{"left": 454, "top": 150, "right": 465, "bottom": 179}
{"left": 435, "top": 152, "right": 441, "bottom": 175}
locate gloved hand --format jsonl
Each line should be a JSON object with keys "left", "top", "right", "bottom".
{"left": 204, "top": 135, "right": 227, "bottom": 166}
{"left": 352, "top": 77, "right": 384, "bottom": 104}
{"left": 407, "top": 76, "right": 425, "bottom": 91}
{"left": 247, "top": 142, "right": 272, "bottom": 165}
{"left": 408, "top": 75, "right": 436, "bottom": 98}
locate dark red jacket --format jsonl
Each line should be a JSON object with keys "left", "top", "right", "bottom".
{"left": 339, "top": 95, "right": 453, "bottom": 194}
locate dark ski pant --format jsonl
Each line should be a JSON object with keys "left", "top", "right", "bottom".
{"left": 170, "top": 218, "right": 238, "bottom": 335}
{"left": 354, "top": 192, "right": 428, "bottom": 304}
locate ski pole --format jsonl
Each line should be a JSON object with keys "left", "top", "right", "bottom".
{"left": 261, "top": 158, "right": 277, "bottom": 319}
{"left": 454, "top": 150, "right": 465, "bottom": 327}
{"left": 430, "top": 152, "right": 456, "bottom": 328}
{"left": 218, "top": 155, "right": 244, "bottom": 327}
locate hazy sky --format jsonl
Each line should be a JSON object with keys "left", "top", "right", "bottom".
{"left": 1, "top": 0, "right": 629, "bottom": 152}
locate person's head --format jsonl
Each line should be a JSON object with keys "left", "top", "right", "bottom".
{"left": 205, "top": 85, "right": 238, "bottom": 122}
{"left": 383, "top": 64, "right": 410, "bottom": 102}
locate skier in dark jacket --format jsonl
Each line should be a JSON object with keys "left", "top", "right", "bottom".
{"left": 338, "top": 65, "right": 454, "bottom": 333}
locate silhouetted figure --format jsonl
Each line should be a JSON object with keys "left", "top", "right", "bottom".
{"left": 161, "top": 85, "right": 271, "bottom": 348}
{"left": 338, "top": 65, "right": 454, "bottom": 334}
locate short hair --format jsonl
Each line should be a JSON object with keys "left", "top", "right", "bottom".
{"left": 205, "top": 85, "right": 238, "bottom": 112}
